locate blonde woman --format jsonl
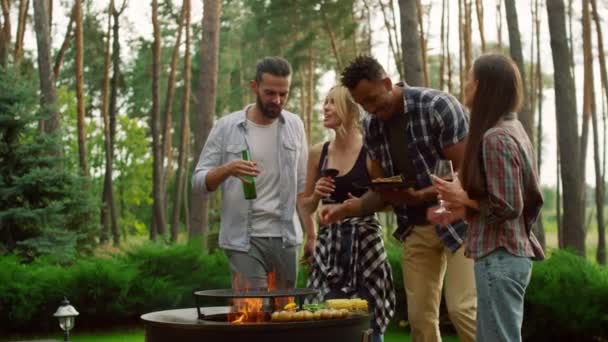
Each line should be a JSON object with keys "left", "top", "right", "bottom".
{"left": 299, "top": 85, "right": 395, "bottom": 342}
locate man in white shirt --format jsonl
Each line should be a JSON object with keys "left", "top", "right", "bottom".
{"left": 192, "top": 57, "right": 312, "bottom": 291}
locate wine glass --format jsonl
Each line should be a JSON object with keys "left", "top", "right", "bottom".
{"left": 320, "top": 155, "right": 338, "bottom": 204}
{"left": 432, "top": 160, "right": 454, "bottom": 214}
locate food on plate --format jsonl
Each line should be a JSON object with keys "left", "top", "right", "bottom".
{"left": 302, "top": 303, "right": 326, "bottom": 312}
{"left": 270, "top": 300, "right": 363, "bottom": 321}
{"left": 325, "top": 298, "right": 369, "bottom": 312}
{"left": 279, "top": 310, "right": 293, "bottom": 321}
{"left": 371, "top": 175, "right": 403, "bottom": 183}
{"left": 283, "top": 302, "right": 297, "bottom": 311}
{"left": 320, "top": 309, "right": 333, "bottom": 320}
{"left": 302, "top": 310, "right": 314, "bottom": 320}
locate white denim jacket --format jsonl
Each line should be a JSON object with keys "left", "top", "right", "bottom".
{"left": 192, "top": 106, "right": 308, "bottom": 252}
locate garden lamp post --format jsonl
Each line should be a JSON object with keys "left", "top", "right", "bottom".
{"left": 53, "top": 297, "right": 79, "bottom": 341}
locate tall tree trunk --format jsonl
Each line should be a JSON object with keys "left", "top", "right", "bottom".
{"left": 578, "top": 0, "right": 591, "bottom": 246}
{"left": 446, "top": 0, "right": 452, "bottom": 93}
{"left": 590, "top": 0, "right": 608, "bottom": 108}
{"left": 307, "top": 46, "right": 314, "bottom": 142}
{"left": 475, "top": 0, "right": 486, "bottom": 52}
{"left": 33, "top": 0, "right": 60, "bottom": 135}
{"left": 529, "top": 1, "right": 537, "bottom": 120}
{"left": 75, "top": 0, "right": 88, "bottom": 177}
{"left": 591, "top": 0, "right": 607, "bottom": 262}
{"left": 362, "top": 0, "right": 372, "bottom": 54}
{"left": 504, "top": 0, "right": 534, "bottom": 141}
{"left": 398, "top": 0, "right": 424, "bottom": 86}
{"left": 496, "top": 0, "right": 503, "bottom": 50}
{"left": 458, "top": 0, "right": 464, "bottom": 100}
{"left": 151, "top": 0, "right": 166, "bottom": 239}
{"left": 601, "top": 92, "right": 608, "bottom": 264}
{"left": 351, "top": 8, "right": 358, "bottom": 56}
{"left": 14, "top": 0, "right": 29, "bottom": 65}
{"left": 463, "top": 0, "right": 472, "bottom": 79}
{"left": 183, "top": 139, "right": 191, "bottom": 234}
{"left": 53, "top": 3, "right": 75, "bottom": 80}
{"left": 321, "top": 10, "right": 342, "bottom": 71}
{"left": 380, "top": 0, "right": 403, "bottom": 80}
{"left": 415, "top": 0, "right": 428, "bottom": 86}
{"left": 191, "top": 0, "right": 221, "bottom": 247}
{"left": 439, "top": 0, "right": 446, "bottom": 90}
{"left": 299, "top": 70, "right": 307, "bottom": 128}
{"left": 557, "top": 146, "right": 563, "bottom": 248}
{"left": 534, "top": 0, "right": 545, "bottom": 249}
{"left": 567, "top": 0, "right": 575, "bottom": 82}
{"left": 100, "top": 0, "right": 118, "bottom": 245}
{"left": 546, "top": 0, "right": 585, "bottom": 256}
{"left": 162, "top": 1, "right": 187, "bottom": 202}
{"left": 106, "top": 1, "right": 126, "bottom": 245}
{"left": 0, "top": 0, "right": 10, "bottom": 67}
{"left": 47, "top": 0, "right": 51, "bottom": 28}
{"left": 171, "top": 0, "right": 191, "bottom": 243}
{"left": 582, "top": 0, "right": 604, "bottom": 265}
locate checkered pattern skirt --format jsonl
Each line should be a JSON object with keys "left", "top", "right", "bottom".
{"left": 306, "top": 215, "right": 396, "bottom": 334}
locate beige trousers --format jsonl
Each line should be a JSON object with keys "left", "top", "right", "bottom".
{"left": 402, "top": 225, "right": 477, "bottom": 342}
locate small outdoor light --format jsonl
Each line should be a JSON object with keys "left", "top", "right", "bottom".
{"left": 53, "top": 297, "right": 79, "bottom": 341}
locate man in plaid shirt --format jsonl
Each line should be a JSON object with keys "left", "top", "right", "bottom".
{"left": 320, "top": 56, "right": 476, "bottom": 342}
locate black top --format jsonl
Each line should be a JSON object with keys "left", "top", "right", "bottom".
{"left": 317, "top": 142, "right": 370, "bottom": 203}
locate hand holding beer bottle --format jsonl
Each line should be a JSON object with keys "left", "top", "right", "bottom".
{"left": 240, "top": 150, "right": 257, "bottom": 200}
{"left": 222, "top": 151, "right": 259, "bottom": 199}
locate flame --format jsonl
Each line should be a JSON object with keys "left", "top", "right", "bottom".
{"left": 229, "top": 271, "right": 294, "bottom": 323}
{"left": 229, "top": 273, "right": 264, "bottom": 324}
{"left": 268, "top": 271, "right": 295, "bottom": 311}
{"left": 230, "top": 296, "right": 263, "bottom": 324}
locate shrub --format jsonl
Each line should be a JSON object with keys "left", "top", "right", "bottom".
{"left": 2, "top": 242, "right": 607, "bottom": 340}
{"left": 0, "top": 242, "right": 230, "bottom": 334}
{"left": 523, "top": 249, "right": 608, "bottom": 341}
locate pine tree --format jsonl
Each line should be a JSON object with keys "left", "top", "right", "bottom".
{"left": 0, "top": 69, "right": 98, "bottom": 260}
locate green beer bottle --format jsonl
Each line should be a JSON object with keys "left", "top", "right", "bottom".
{"left": 241, "top": 150, "right": 257, "bottom": 200}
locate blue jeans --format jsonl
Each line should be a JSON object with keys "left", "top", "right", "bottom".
{"left": 474, "top": 249, "right": 532, "bottom": 342}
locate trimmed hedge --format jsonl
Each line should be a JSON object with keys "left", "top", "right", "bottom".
{"left": 1, "top": 243, "right": 607, "bottom": 340}
{"left": 0, "top": 242, "right": 230, "bottom": 334}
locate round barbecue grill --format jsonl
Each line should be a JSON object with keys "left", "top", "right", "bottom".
{"left": 141, "top": 288, "right": 373, "bottom": 342}
{"left": 193, "top": 288, "right": 318, "bottom": 320}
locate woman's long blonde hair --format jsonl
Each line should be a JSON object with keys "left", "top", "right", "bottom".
{"left": 326, "top": 85, "right": 361, "bottom": 135}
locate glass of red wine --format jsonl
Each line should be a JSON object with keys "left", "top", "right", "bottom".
{"left": 321, "top": 168, "right": 339, "bottom": 204}
{"left": 320, "top": 155, "right": 339, "bottom": 204}
{"left": 432, "top": 160, "right": 454, "bottom": 214}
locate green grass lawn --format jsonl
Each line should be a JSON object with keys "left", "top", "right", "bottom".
{"left": 5, "top": 327, "right": 460, "bottom": 342}
{"left": 3, "top": 329, "right": 142, "bottom": 342}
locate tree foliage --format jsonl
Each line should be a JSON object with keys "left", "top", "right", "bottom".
{"left": 0, "top": 69, "right": 98, "bottom": 261}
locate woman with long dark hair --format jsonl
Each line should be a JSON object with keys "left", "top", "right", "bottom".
{"left": 428, "top": 53, "right": 544, "bottom": 341}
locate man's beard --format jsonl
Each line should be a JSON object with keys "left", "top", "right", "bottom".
{"left": 256, "top": 96, "right": 282, "bottom": 119}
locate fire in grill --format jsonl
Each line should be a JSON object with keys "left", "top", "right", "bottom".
{"left": 141, "top": 287, "right": 373, "bottom": 342}
{"left": 194, "top": 288, "right": 319, "bottom": 324}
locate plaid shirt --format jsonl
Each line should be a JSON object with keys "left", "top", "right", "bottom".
{"left": 362, "top": 86, "right": 469, "bottom": 251}
{"left": 466, "top": 117, "right": 545, "bottom": 261}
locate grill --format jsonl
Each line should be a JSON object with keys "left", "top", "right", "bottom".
{"left": 141, "top": 288, "right": 373, "bottom": 342}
